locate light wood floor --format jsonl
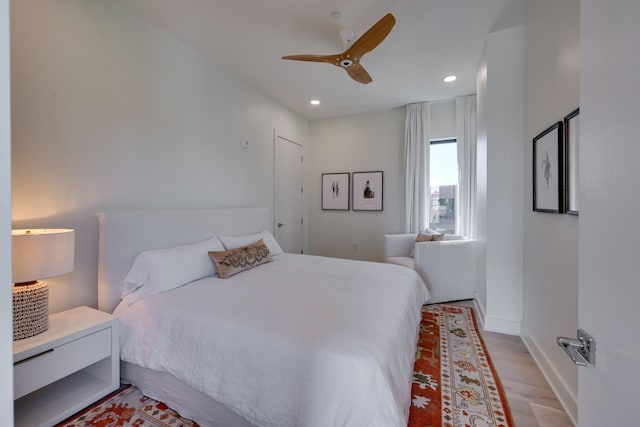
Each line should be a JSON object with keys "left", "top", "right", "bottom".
{"left": 451, "top": 300, "right": 574, "bottom": 427}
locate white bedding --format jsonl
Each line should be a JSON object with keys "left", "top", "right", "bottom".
{"left": 115, "top": 253, "right": 428, "bottom": 427}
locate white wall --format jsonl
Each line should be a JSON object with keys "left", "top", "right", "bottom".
{"left": 1, "top": 0, "right": 13, "bottom": 419}
{"left": 307, "top": 108, "right": 405, "bottom": 261}
{"left": 11, "top": 0, "right": 308, "bottom": 312}
{"left": 475, "top": 54, "right": 488, "bottom": 316}
{"left": 486, "top": 26, "right": 525, "bottom": 335}
{"left": 307, "top": 101, "right": 457, "bottom": 262}
{"left": 475, "top": 51, "right": 489, "bottom": 316}
{"left": 521, "top": 0, "right": 580, "bottom": 422}
{"left": 475, "top": 26, "right": 525, "bottom": 335}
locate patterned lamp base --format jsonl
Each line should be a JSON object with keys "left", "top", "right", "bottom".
{"left": 13, "top": 281, "right": 49, "bottom": 341}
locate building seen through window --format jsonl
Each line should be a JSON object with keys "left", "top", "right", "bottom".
{"left": 429, "top": 139, "right": 457, "bottom": 233}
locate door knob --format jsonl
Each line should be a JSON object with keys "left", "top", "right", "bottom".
{"left": 557, "top": 329, "right": 596, "bottom": 366}
{"left": 277, "top": 222, "right": 285, "bottom": 228}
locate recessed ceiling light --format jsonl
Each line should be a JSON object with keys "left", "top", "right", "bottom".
{"left": 443, "top": 75, "right": 457, "bottom": 83}
{"left": 310, "top": 99, "right": 321, "bottom": 105}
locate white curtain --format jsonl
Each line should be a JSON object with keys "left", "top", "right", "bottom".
{"left": 455, "top": 95, "right": 477, "bottom": 238}
{"left": 404, "top": 102, "right": 430, "bottom": 233}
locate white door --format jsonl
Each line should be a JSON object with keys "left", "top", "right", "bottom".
{"left": 577, "top": 2, "right": 640, "bottom": 425}
{"left": 274, "top": 132, "right": 303, "bottom": 254}
{"left": 0, "top": 0, "right": 13, "bottom": 418}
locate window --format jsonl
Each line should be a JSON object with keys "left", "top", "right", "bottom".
{"left": 429, "top": 139, "right": 457, "bottom": 233}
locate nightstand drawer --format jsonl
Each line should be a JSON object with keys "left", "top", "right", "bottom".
{"left": 14, "top": 327, "right": 112, "bottom": 399}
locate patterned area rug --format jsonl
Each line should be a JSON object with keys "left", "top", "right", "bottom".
{"left": 408, "top": 304, "right": 513, "bottom": 427}
{"left": 58, "top": 304, "right": 512, "bottom": 427}
{"left": 56, "top": 385, "right": 198, "bottom": 427}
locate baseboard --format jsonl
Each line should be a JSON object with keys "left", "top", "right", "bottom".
{"left": 520, "top": 326, "right": 578, "bottom": 426}
{"left": 470, "top": 292, "right": 521, "bottom": 335}
{"left": 483, "top": 316, "right": 521, "bottom": 335}
{"left": 472, "top": 296, "right": 486, "bottom": 330}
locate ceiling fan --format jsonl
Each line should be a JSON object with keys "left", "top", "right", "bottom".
{"left": 282, "top": 13, "right": 396, "bottom": 84}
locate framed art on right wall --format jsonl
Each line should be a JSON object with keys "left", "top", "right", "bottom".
{"left": 533, "top": 121, "right": 564, "bottom": 213}
{"left": 564, "top": 108, "right": 580, "bottom": 215}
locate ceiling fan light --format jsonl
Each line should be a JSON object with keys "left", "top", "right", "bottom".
{"left": 443, "top": 75, "right": 457, "bottom": 83}
{"left": 310, "top": 99, "right": 320, "bottom": 105}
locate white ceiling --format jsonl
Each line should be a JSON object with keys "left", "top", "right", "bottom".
{"left": 125, "top": 0, "right": 527, "bottom": 120}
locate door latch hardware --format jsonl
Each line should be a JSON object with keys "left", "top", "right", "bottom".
{"left": 556, "top": 329, "right": 596, "bottom": 366}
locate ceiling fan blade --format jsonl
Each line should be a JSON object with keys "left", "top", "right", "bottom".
{"left": 346, "top": 13, "right": 396, "bottom": 59}
{"left": 282, "top": 54, "right": 335, "bottom": 64}
{"left": 345, "top": 63, "right": 373, "bottom": 84}
{"left": 281, "top": 13, "right": 394, "bottom": 84}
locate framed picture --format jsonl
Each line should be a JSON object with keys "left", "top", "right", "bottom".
{"left": 352, "top": 171, "right": 383, "bottom": 211}
{"left": 533, "top": 122, "right": 564, "bottom": 213}
{"left": 564, "top": 108, "right": 579, "bottom": 215}
{"left": 322, "top": 173, "right": 350, "bottom": 210}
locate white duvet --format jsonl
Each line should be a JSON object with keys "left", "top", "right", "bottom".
{"left": 115, "top": 254, "right": 429, "bottom": 427}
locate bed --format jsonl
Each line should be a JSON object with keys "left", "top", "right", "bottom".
{"left": 97, "top": 208, "right": 429, "bottom": 427}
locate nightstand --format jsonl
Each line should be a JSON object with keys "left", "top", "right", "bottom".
{"left": 13, "top": 306, "right": 120, "bottom": 427}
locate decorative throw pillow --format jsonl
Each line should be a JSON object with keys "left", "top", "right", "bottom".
{"left": 409, "top": 230, "right": 445, "bottom": 257}
{"left": 209, "top": 239, "right": 272, "bottom": 279}
{"left": 415, "top": 232, "right": 435, "bottom": 242}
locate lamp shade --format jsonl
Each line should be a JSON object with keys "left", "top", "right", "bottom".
{"left": 12, "top": 229, "right": 75, "bottom": 284}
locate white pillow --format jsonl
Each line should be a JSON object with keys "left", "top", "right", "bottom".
{"left": 218, "top": 230, "right": 283, "bottom": 256}
{"left": 422, "top": 227, "right": 441, "bottom": 236}
{"left": 122, "top": 236, "right": 225, "bottom": 304}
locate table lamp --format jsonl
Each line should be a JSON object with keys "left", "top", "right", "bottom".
{"left": 12, "top": 229, "right": 75, "bottom": 341}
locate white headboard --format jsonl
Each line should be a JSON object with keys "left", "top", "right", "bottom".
{"left": 97, "top": 207, "right": 271, "bottom": 313}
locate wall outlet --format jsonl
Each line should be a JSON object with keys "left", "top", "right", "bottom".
{"left": 241, "top": 140, "right": 249, "bottom": 149}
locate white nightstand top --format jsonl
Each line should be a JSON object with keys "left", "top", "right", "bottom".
{"left": 13, "top": 305, "right": 116, "bottom": 363}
